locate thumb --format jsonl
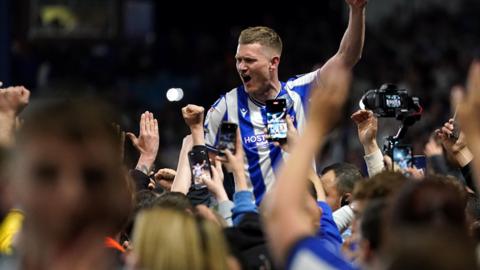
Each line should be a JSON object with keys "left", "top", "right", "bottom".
{"left": 126, "top": 132, "right": 138, "bottom": 145}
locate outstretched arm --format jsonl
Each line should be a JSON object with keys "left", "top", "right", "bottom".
{"left": 265, "top": 63, "right": 352, "bottom": 265}
{"left": 126, "top": 111, "right": 160, "bottom": 175}
{"left": 319, "top": 0, "right": 366, "bottom": 78}
{"left": 458, "top": 61, "right": 480, "bottom": 189}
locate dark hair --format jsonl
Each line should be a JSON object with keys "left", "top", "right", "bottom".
{"left": 389, "top": 177, "right": 467, "bottom": 229}
{"left": 135, "top": 190, "right": 161, "bottom": 214}
{"left": 383, "top": 227, "right": 476, "bottom": 270}
{"left": 353, "top": 171, "right": 407, "bottom": 201}
{"left": 466, "top": 193, "right": 480, "bottom": 220}
{"left": 17, "top": 99, "right": 120, "bottom": 153}
{"left": 360, "top": 199, "right": 387, "bottom": 251}
{"left": 152, "top": 191, "right": 193, "bottom": 212}
{"left": 321, "top": 163, "right": 363, "bottom": 196}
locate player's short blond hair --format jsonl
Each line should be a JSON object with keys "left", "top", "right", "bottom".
{"left": 238, "top": 26, "right": 282, "bottom": 56}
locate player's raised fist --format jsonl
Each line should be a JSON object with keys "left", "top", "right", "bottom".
{"left": 182, "top": 104, "right": 205, "bottom": 128}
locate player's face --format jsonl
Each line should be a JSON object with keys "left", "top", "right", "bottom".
{"left": 235, "top": 43, "right": 274, "bottom": 95}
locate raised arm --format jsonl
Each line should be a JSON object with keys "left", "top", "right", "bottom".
{"left": 171, "top": 135, "right": 194, "bottom": 195}
{"left": 265, "top": 63, "right": 351, "bottom": 264}
{"left": 319, "top": 0, "right": 366, "bottom": 78}
{"left": 351, "top": 109, "right": 384, "bottom": 176}
{"left": 127, "top": 111, "right": 160, "bottom": 175}
{"left": 182, "top": 104, "right": 206, "bottom": 146}
{"left": 457, "top": 61, "right": 480, "bottom": 189}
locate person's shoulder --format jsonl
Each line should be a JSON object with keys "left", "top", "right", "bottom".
{"left": 285, "top": 71, "right": 319, "bottom": 89}
{"left": 287, "top": 236, "right": 356, "bottom": 270}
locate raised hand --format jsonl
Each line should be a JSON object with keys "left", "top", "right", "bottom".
{"left": 127, "top": 111, "right": 159, "bottom": 174}
{"left": 0, "top": 86, "right": 30, "bottom": 115}
{"left": 272, "top": 115, "right": 298, "bottom": 152}
{"left": 202, "top": 159, "right": 229, "bottom": 202}
{"left": 351, "top": 109, "right": 378, "bottom": 154}
{"left": 182, "top": 104, "right": 205, "bottom": 131}
{"left": 435, "top": 119, "right": 468, "bottom": 155}
{"left": 154, "top": 168, "right": 176, "bottom": 192}
{"left": 220, "top": 128, "right": 248, "bottom": 190}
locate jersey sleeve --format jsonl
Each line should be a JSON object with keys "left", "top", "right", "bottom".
{"left": 286, "top": 70, "right": 320, "bottom": 107}
{"left": 204, "top": 95, "right": 228, "bottom": 147}
{"left": 287, "top": 237, "right": 356, "bottom": 270}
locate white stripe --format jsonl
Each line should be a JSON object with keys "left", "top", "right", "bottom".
{"left": 287, "top": 89, "right": 316, "bottom": 173}
{"left": 247, "top": 99, "right": 276, "bottom": 192}
{"left": 224, "top": 89, "right": 253, "bottom": 191}
{"left": 290, "top": 250, "right": 337, "bottom": 270}
{"left": 205, "top": 95, "right": 228, "bottom": 146}
{"left": 286, "top": 70, "right": 319, "bottom": 89}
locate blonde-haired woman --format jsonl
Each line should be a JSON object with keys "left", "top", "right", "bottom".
{"left": 128, "top": 207, "right": 230, "bottom": 270}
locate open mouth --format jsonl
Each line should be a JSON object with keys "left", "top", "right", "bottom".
{"left": 241, "top": 74, "right": 252, "bottom": 83}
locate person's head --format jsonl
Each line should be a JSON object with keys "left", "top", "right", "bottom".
{"left": 130, "top": 208, "right": 230, "bottom": 270}
{"left": 9, "top": 100, "right": 132, "bottom": 246}
{"left": 349, "top": 171, "right": 408, "bottom": 247}
{"left": 320, "top": 163, "right": 363, "bottom": 211}
{"left": 236, "top": 26, "right": 282, "bottom": 100}
{"left": 380, "top": 226, "right": 476, "bottom": 270}
{"left": 388, "top": 176, "right": 467, "bottom": 230}
{"left": 152, "top": 191, "right": 194, "bottom": 213}
{"left": 357, "top": 199, "right": 388, "bottom": 270}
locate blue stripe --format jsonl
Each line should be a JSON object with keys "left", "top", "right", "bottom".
{"left": 237, "top": 87, "right": 266, "bottom": 204}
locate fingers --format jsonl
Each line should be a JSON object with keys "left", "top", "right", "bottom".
{"left": 140, "top": 112, "right": 147, "bottom": 135}
{"left": 286, "top": 115, "right": 296, "bottom": 132}
{"left": 223, "top": 149, "right": 234, "bottom": 161}
{"left": 350, "top": 110, "right": 372, "bottom": 124}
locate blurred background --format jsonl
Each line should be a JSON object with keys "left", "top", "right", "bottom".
{"left": 1, "top": 0, "right": 480, "bottom": 172}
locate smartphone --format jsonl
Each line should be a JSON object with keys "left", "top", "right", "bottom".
{"left": 217, "top": 122, "right": 237, "bottom": 155}
{"left": 188, "top": 146, "right": 212, "bottom": 190}
{"left": 413, "top": 155, "right": 427, "bottom": 174}
{"left": 266, "top": 99, "right": 287, "bottom": 143}
{"left": 392, "top": 145, "right": 413, "bottom": 171}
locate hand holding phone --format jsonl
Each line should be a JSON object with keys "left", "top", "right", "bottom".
{"left": 217, "top": 122, "right": 238, "bottom": 155}
{"left": 188, "top": 146, "right": 212, "bottom": 190}
{"left": 266, "top": 99, "right": 287, "bottom": 144}
{"left": 392, "top": 145, "right": 413, "bottom": 171}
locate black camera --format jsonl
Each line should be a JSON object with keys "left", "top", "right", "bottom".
{"left": 360, "top": 84, "right": 422, "bottom": 120}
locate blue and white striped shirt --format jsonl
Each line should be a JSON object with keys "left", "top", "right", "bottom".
{"left": 204, "top": 71, "right": 319, "bottom": 204}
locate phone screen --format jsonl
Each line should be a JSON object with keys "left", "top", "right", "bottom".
{"left": 393, "top": 145, "right": 413, "bottom": 170}
{"left": 413, "top": 155, "right": 427, "bottom": 173}
{"left": 266, "top": 99, "right": 287, "bottom": 142}
{"left": 188, "top": 146, "right": 211, "bottom": 189}
{"left": 218, "top": 122, "right": 237, "bottom": 155}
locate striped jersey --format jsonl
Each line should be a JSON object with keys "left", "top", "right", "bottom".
{"left": 204, "top": 70, "right": 319, "bottom": 204}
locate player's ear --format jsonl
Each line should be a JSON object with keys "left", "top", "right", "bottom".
{"left": 270, "top": 56, "right": 280, "bottom": 72}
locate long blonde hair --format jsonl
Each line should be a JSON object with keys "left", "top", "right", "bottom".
{"left": 132, "top": 207, "right": 229, "bottom": 270}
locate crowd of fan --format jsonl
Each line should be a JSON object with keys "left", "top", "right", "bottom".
{"left": 0, "top": 58, "right": 479, "bottom": 270}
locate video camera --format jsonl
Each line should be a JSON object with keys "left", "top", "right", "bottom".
{"left": 359, "top": 84, "right": 423, "bottom": 171}
{"left": 360, "top": 83, "right": 422, "bottom": 121}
